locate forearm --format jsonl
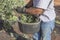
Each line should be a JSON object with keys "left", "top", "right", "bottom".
{"left": 25, "top": 7, "right": 44, "bottom": 15}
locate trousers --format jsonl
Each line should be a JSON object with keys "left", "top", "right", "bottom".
{"left": 33, "top": 19, "right": 55, "bottom": 40}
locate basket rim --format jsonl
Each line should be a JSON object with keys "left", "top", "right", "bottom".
{"left": 18, "top": 20, "right": 41, "bottom": 25}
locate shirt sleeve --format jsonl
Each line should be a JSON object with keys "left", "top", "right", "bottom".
{"left": 35, "top": 0, "right": 51, "bottom": 9}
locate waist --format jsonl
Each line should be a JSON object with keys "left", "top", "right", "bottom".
{"left": 39, "top": 10, "right": 56, "bottom": 22}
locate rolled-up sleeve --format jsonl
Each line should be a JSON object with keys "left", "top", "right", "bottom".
{"left": 33, "top": 0, "right": 51, "bottom": 9}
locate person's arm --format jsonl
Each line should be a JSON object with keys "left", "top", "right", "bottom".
{"left": 25, "top": 0, "right": 44, "bottom": 15}
{"left": 16, "top": 6, "right": 44, "bottom": 16}
{"left": 16, "top": 0, "right": 44, "bottom": 15}
{"left": 25, "top": 7, "right": 44, "bottom": 15}
{"left": 16, "top": 0, "right": 51, "bottom": 16}
{"left": 25, "top": 0, "right": 51, "bottom": 15}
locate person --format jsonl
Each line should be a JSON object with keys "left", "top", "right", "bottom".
{"left": 16, "top": 0, "right": 56, "bottom": 40}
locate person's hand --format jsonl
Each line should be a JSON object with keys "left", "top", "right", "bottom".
{"left": 16, "top": 7, "right": 26, "bottom": 13}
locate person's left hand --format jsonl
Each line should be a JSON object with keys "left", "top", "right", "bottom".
{"left": 16, "top": 7, "right": 26, "bottom": 13}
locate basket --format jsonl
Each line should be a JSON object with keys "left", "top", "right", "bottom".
{"left": 18, "top": 19, "right": 41, "bottom": 34}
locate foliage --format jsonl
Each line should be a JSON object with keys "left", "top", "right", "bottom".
{"left": 20, "top": 14, "right": 38, "bottom": 23}
{"left": 0, "top": 0, "right": 25, "bottom": 28}
{"left": 56, "top": 20, "right": 60, "bottom": 24}
{"left": 0, "top": 0, "right": 25, "bottom": 21}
